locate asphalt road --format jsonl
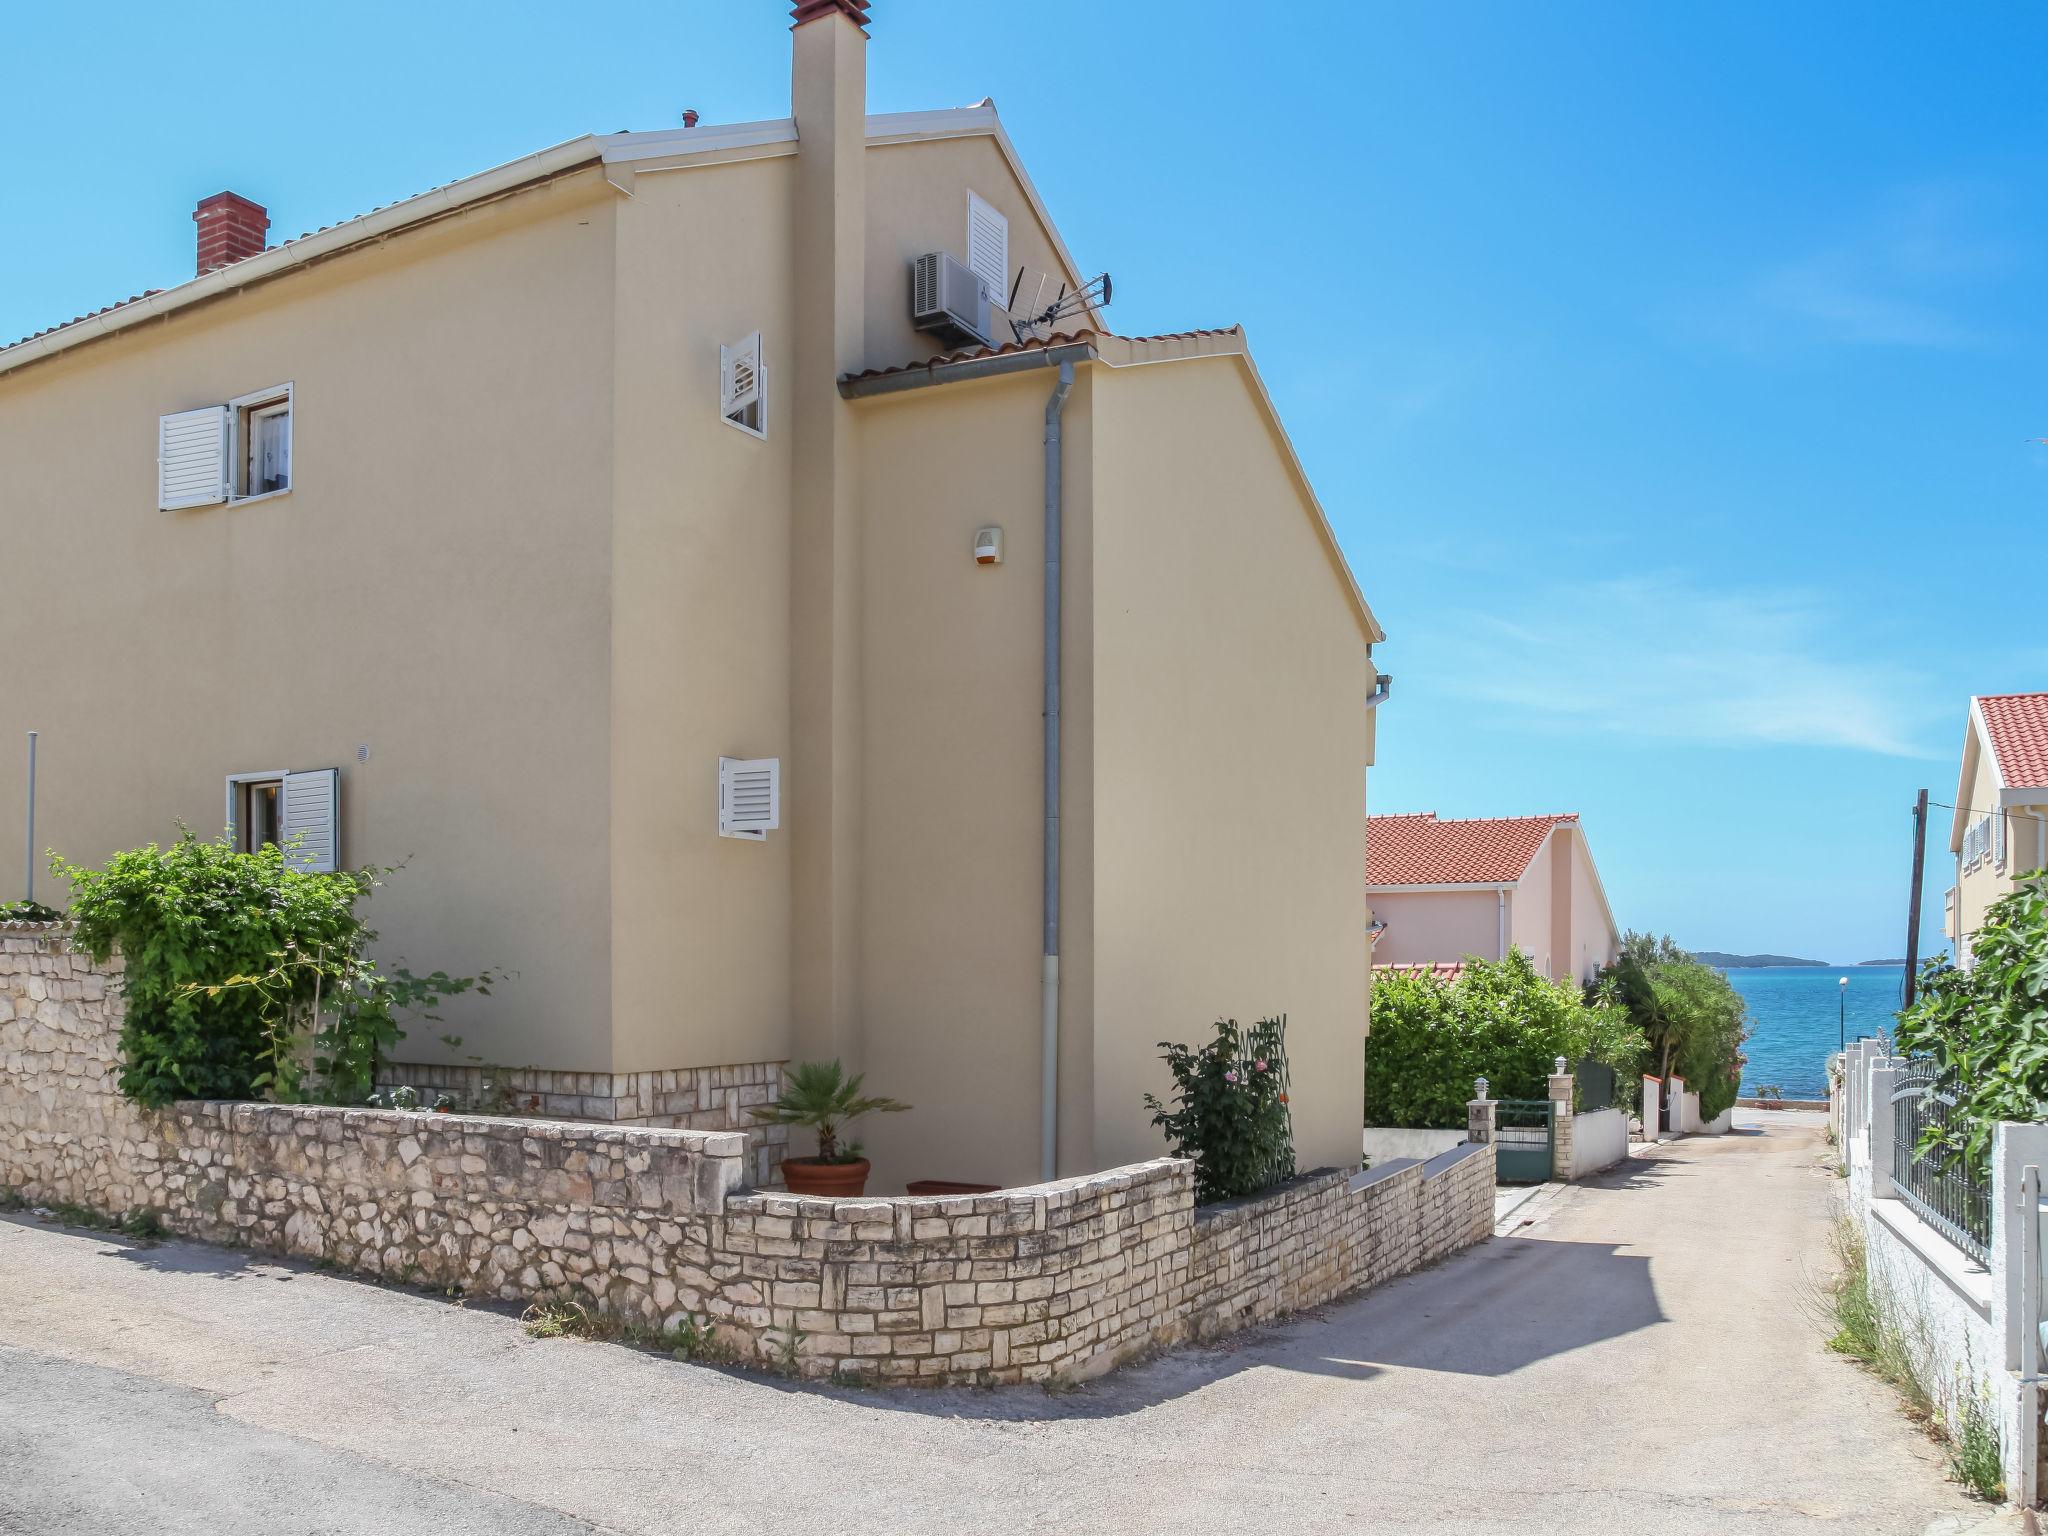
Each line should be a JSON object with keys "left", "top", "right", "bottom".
{"left": 0, "top": 1115, "right": 2004, "bottom": 1535}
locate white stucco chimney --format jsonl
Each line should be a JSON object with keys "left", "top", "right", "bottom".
{"left": 787, "top": 0, "right": 870, "bottom": 1065}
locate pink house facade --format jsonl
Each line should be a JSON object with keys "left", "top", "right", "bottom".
{"left": 1367, "top": 813, "right": 1620, "bottom": 989}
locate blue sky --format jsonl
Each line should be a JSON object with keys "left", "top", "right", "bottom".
{"left": 7, "top": 2, "right": 2044, "bottom": 962}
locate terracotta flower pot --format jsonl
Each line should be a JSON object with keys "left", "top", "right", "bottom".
{"left": 781, "top": 1156, "right": 871, "bottom": 1197}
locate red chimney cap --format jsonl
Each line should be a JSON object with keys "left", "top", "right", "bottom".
{"left": 682, "top": 108, "right": 700, "bottom": 127}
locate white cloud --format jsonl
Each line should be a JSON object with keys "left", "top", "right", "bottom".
{"left": 1427, "top": 575, "right": 1939, "bottom": 758}
{"left": 1682, "top": 181, "right": 2014, "bottom": 355}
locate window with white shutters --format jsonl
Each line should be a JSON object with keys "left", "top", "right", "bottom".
{"left": 720, "top": 333, "right": 765, "bottom": 438}
{"left": 160, "top": 385, "right": 293, "bottom": 510}
{"left": 967, "top": 191, "right": 1009, "bottom": 307}
{"left": 226, "top": 767, "right": 338, "bottom": 872}
{"left": 1995, "top": 810, "right": 2008, "bottom": 871}
{"left": 280, "top": 768, "right": 340, "bottom": 872}
{"left": 719, "top": 756, "right": 780, "bottom": 840}
{"left": 158, "top": 406, "right": 231, "bottom": 510}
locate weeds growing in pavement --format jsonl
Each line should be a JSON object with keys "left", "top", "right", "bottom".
{"left": 520, "top": 1293, "right": 737, "bottom": 1363}
{"left": 1820, "top": 1216, "right": 2003, "bottom": 1500}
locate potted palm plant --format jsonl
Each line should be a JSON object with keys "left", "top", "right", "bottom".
{"left": 750, "top": 1060, "right": 908, "bottom": 1197}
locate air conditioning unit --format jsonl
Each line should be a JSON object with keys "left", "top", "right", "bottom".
{"left": 911, "top": 251, "right": 992, "bottom": 350}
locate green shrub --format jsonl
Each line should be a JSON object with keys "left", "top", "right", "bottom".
{"left": 1894, "top": 873, "right": 2048, "bottom": 1175}
{"left": 0, "top": 899, "right": 64, "bottom": 922}
{"left": 1364, "top": 951, "right": 1641, "bottom": 1129}
{"left": 1144, "top": 1016, "right": 1295, "bottom": 1203}
{"left": 1594, "top": 933, "right": 1748, "bottom": 1121}
{"left": 54, "top": 831, "right": 492, "bottom": 1108}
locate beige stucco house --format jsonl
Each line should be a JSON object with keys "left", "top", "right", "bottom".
{"left": 1945, "top": 693, "right": 2048, "bottom": 968}
{"left": 0, "top": 1, "right": 1385, "bottom": 1193}
{"left": 1366, "top": 813, "right": 1618, "bottom": 988}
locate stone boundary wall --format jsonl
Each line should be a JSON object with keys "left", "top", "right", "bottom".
{"left": 378, "top": 1059, "right": 789, "bottom": 1186}
{"left": 1187, "top": 1144, "right": 1494, "bottom": 1342}
{"left": 2, "top": 931, "right": 1496, "bottom": 1385}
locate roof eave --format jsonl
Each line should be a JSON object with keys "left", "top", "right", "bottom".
{"left": 0, "top": 135, "right": 609, "bottom": 379}
{"left": 1366, "top": 880, "right": 1515, "bottom": 894}
{"left": 1, "top": 101, "right": 1094, "bottom": 379}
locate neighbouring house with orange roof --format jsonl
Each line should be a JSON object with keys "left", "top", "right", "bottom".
{"left": 1946, "top": 693, "right": 2048, "bottom": 967}
{"left": 0, "top": 2, "right": 1388, "bottom": 1193}
{"left": 1366, "top": 813, "right": 1619, "bottom": 990}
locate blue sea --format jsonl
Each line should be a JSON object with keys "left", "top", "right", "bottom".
{"left": 1725, "top": 965, "right": 1906, "bottom": 1099}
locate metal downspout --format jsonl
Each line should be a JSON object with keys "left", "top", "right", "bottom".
{"left": 1041, "top": 359, "right": 1074, "bottom": 1184}
{"left": 1497, "top": 888, "right": 1506, "bottom": 960}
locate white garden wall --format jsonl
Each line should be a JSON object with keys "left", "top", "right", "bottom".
{"left": 1569, "top": 1107, "right": 1627, "bottom": 1178}
{"left": 1835, "top": 1044, "right": 2048, "bottom": 1503}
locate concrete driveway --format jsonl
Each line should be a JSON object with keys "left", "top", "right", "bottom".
{"left": 0, "top": 1115, "right": 2002, "bottom": 1535}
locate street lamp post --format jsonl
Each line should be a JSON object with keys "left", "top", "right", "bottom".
{"left": 1839, "top": 975, "right": 1849, "bottom": 1052}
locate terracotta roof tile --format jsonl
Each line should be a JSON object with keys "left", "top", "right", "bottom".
{"left": 1978, "top": 693, "right": 2048, "bottom": 790}
{"left": 1373, "top": 960, "right": 1468, "bottom": 983}
{"left": 841, "top": 326, "right": 1243, "bottom": 385}
{"left": 1366, "top": 812, "right": 1577, "bottom": 888}
{"left": 7, "top": 290, "right": 164, "bottom": 350}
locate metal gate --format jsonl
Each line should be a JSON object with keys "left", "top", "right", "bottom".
{"left": 1495, "top": 1099, "right": 1555, "bottom": 1184}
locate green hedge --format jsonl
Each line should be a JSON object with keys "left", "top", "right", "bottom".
{"left": 55, "top": 832, "right": 492, "bottom": 1108}
{"left": 1364, "top": 950, "right": 1642, "bottom": 1129}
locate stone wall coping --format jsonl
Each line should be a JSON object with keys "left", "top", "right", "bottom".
{"left": 172, "top": 1098, "right": 749, "bottom": 1158}
{"left": 1421, "top": 1141, "right": 1487, "bottom": 1179}
{"left": 1347, "top": 1158, "right": 1422, "bottom": 1193}
{"left": 1192, "top": 1166, "right": 1353, "bottom": 1230}
{"left": 728, "top": 1154, "right": 1194, "bottom": 1222}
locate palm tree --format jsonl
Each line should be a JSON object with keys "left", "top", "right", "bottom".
{"left": 749, "top": 1060, "right": 908, "bottom": 1164}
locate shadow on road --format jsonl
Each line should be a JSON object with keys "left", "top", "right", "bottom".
{"left": 4, "top": 1186, "right": 1667, "bottom": 1428}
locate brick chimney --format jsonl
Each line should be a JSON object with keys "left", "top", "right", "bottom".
{"left": 194, "top": 191, "right": 269, "bottom": 275}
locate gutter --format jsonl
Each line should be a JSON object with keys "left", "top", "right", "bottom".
{"left": 838, "top": 340, "right": 1098, "bottom": 399}
{"left": 1040, "top": 359, "right": 1073, "bottom": 1183}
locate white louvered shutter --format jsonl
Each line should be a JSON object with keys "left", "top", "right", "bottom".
{"left": 719, "top": 757, "right": 779, "bottom": 840}
{"left": 967, "top": 192, "right": 1009, "bottom": 305}
{"left": 279, "top": 768, "right": 340, "bottom": 872}
{"left": 158, "top": 406, "right": 230, "bottom": 510}
{"left": 1995, "top": 811, "right": 2008, "bottom": 870}
{"left": 720, "top": 332, "right": 763, "bottom": 432}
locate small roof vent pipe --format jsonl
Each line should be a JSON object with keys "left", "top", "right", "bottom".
{"left": 682, "top": 109, "right": 700, "bottom": 127}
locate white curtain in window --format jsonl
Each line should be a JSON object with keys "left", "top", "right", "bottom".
{"left": 255, "top": 408, "right": 290, "bottom": 493}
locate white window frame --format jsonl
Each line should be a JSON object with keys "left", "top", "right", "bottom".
{"left": 225, "top": 770, "right": 288, "bottom": 849}
{"left": 719, "top": 337, "right": 766, "bottom": 440}
{"left": 228, "top": 382, "right": 293, "bottom": 503}
{"left": 1994, "top": 810, "right": 2008, "bottom": 872}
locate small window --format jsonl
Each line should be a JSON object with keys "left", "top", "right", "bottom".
{"left": 225, "top": 767, "right": 339, "bottom": 871}
{"left": 232, "top": 782, "right": 284, "bottom": 856}
{"left": 720, "top": 334, "right": 765, "bottom": 438}
{"left": 1994, "top": 811, "right": 2008, "bottom": 871}
{"left": 229, "top": 775, "right": 284, "bottom": 853}
{"left": 230, "top": 384, "right": 292, "bottom": 499}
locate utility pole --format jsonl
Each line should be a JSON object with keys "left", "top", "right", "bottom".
{"left": 1902, "top": 787, "right": 1928, "bottom": 1010}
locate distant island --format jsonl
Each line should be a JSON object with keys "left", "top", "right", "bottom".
{"left": 1859, "top": 959, "right": 1906, "bottom": 967}
{"left": 1693, "top": 950, "right": 1828, "bottom": 969}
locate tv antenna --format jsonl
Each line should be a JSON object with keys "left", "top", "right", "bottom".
{"left": 1004, "top": 265, "right": 1111, "bottom": 343}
